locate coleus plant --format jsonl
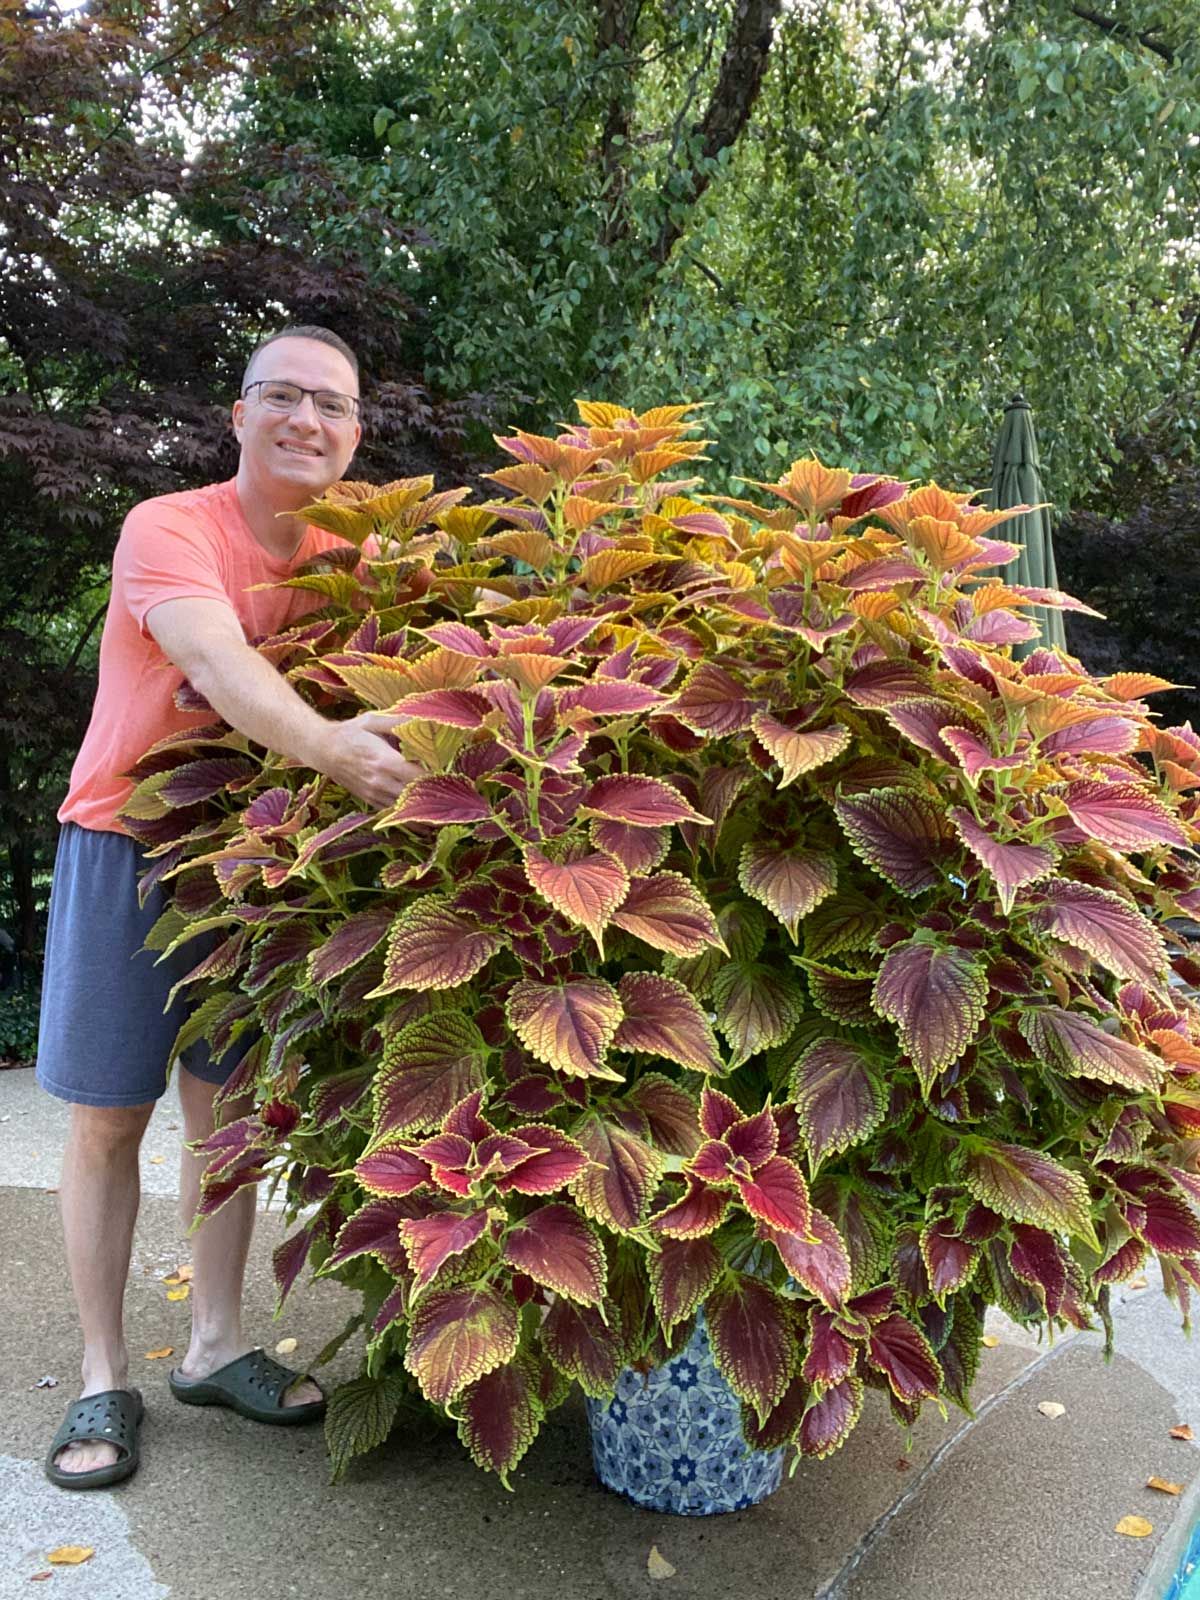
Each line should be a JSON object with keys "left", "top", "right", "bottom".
{"left": 121, "top": 403, "right": 1200, "bottom": 1486}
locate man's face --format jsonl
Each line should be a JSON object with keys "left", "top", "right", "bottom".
{"left": 232, "top": 336, "right": 362, "bottom": 497}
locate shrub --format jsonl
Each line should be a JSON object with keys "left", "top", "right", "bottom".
{"left": 122, "top": 403, "right": 1200, "bottom": 1484}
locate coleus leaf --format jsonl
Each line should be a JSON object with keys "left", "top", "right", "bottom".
{"left": 624, "top": 1072, "right": 702, "bottom": 1155}
{"left": 1007, "top": 1223, "right": 1069, "bottom": 1318}
{"left": 865, "top": 1313, "right": 943, "bottom": 1403}
{"left": 797, "top": 1376, "right": 863, "bottom": 1460}
{"left": 1062, "top": 780, "right": 1188, "bottom": 850}
{"left": 789, "top": 1039, "right": 888, "bottom": 1170}
{"left": 650, "top": 1176, "right": 731, "bottom": 1238}
{"left": 308, "top": 907, "right": 393, "bottom": 987}
{"left": 961, "top": 1140, "right": 1097, "bottom": 1244}
{"left": 582, "top": 774, "right": 708, "bottom": 827}
{"left": 272, "top": 1222, "right": 315, "bottom": 1311}
{"left": 610, "top": 872, "right": 725, "bottom": 958}
{"left": 502, "top": 1204, "right": 606, "bottom": 1304}
{"left": 558, "top": 679, "right": 668, "bottom": 716}
{"left": 750, "top": 716, "right": 852, "bottom": 787}
{"left": 369, "top": 900, "right": 503, "bottom": 995}
{"left": 373, "top": 1014, "right": 490, "bottom": 1137}
{"left": 834, "top": 788, "right": 951, "bottom": 896}
{"left": 523, "top": 847, "right": 630, "bottom": 952}
{"left": 454, "top": 1355, "right": 543, "bottom": 1487}
{"left": 649, "top": 1236, "right": 725, "bottom": 1331}
{"left": 711, "top": 960, "right": 806, "bottom": 1062}
{"left": 738, "top": 842, "right": 837, "bottom": 940}
{"left": 1018, "top": 1007, "right": 1162, "bottom": 1092}
{"left": 672, "top": 660, "right": 763, "bottom": 735}
{"left": 1025, "top": 880, "right": 1168, "bottom": 985}
{"left": 705, "top": 1274, "right": 796, "bottom": 1422}
{"left": 540, "top": 1299, "right": 625, "bottom": 1397}
{"left": 803, "top": 1305, "right": 856, "bottom": 1386}
{"left": 735, "top": 1156, "right": 812, "bottom": 1236}
{"left": 159, "top": 756, "right": 257, "bottom": 807}
{"left": 1126, "top": 1188, "right": 1200, "bottom": 1257}
{"left": 872, "top": 937, "right": 988, "bottom": 1091}
{"left": 405, "top": 1285, "right": 520, "bottom": 1405}
{"left": 325, "top": 1197, "right": 412, "bottom": 1274}
{"left": 802, "top": 961, "right": 877, "bottom": 1026}
{"left": 948, "top": 808, "right": 1055, "bottom": 914}
{"left": 388, "top": 775, "right": 491, "bottom": 825}
{"left": 400, "top": 1208, "right": 492, "bottom": 1293}
{"left": 355, "top": 1141, "right": 433, "bottom": 1198}
{"left": 571, "top": 1115, "right": 664, "bottom": 1232}
{"left": 919, "top": 1219, "right": 979, "bottom": 1300}
{"left": 741, "top": 1375, "right": 811, "bottom": 1452}
{"left": 938, "top": 1295, "right": 983, "bottom": 1412}
{"left": 764, "top": 1206, "right": 853, "bottom": 1309}
{"left": 506, "top": 976, "right": 624, "bottom": 1079}
{"left": 393, "top": 688, "right": 493, "bottom": 727}
{"left": 492, "top": 1124, "right": 589, "bottom": 1195}
{"left": 614, "top": 972, "right": 724, "bottom": 1074}
{"left": 589, "top": 818, "right": 669, "bottom": 875}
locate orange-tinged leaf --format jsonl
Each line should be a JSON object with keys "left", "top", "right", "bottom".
{"left": 485, "top": 463, "right": 558, "bottom": 503}
{"left": 144, "top": 1346, "right": 174, "bottom": 1360}
{"left": 1104, "top": 671, "right": 1181, "bottom": 701}
{"left": 524, "top": 848, "right": 630, "bottom": 952}
{"left": 1146, "top": 1477, "right": 1183, "bottom": 1495}
{"left": 564, "top": 495, "right": 629, "bottom": 531}
{"left": 906, "top": 515, "right": 979, "bottom": 568}
{"left": 47, "top": 1548, "right": 95, "bottom": 1565}
{"left": 405, "top": 647, "right": 481, "bottom": 692}
{"left": 579, "top": 549, "right": 660, "bottom": 590}
{"left": 1162, "top": 761, "right": 1200, "bottom": 792}
{"left": 434, "top": 505, "right": 501, "bottom": 544}
{"left": 1114, "top": 1516, "right": 1153, "bottom": 1538}
{"left": 1169, "top": 1424, "right": 1194, "bottom": 1441}
{"left": 477, "top": 528, "right": 557, "bottom": 569}
{"left": 958, "top": 505, "right": 1031, "bottom": 537}
{"left": 492, "top": 651, "right": 572, "bottom": 691}
{"left": 575, "top": 400, "right": 634, "bottom": 428}
{"left": 630, "top": 445, "right": 709, "bottom": 483}
{"left": 326, "top": 660, "right": 418, "bottom": 709}
{"left": 850, "top": 591, "right": 902, "bottom": 621}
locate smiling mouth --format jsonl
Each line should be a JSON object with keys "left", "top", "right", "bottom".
{"left": 278, "top": 441, "right": 324, "bottom": 458}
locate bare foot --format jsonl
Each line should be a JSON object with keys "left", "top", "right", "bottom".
{"left": 178, "top": 1344, "right": 321, "bottom": 1407}
{"left": 53, "top": 1373, "right": 129, "bottom": 1475}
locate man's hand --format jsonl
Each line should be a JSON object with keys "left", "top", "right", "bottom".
{"left": 315, "top": 712, "right": 425, "bottom": 809}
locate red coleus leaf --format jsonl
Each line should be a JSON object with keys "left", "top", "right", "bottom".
{"left": 558, "top": 680, "right": 668, "bottom": 716}
{"left": 582, "top": 773, "right": 708, "bottom": 827}
{"left": 373, "top": 1014, "right": 489, "bottom": 1138}
{"left": 948, "top": 808, "right": 1055, "bottom": 914}
{"left": 1018, "top": 1006, "right": 1162, "bottom": 1092}
{"left": 962, "top": 1141, "right": 1096, "bottom": 1243}
{"left": 388, "top": 775, "right": 491, "bottom": 825}
{"left": 1127, "top": 1188, "right": 1200, "bottom": 1257}
{"left": 798, "top": 1376, "right": 863, "bottom": 1460}
{"left": 1094, "top": 1235, "right": 1147, "bottom": 1285}
{"left": 541, "top": 1299, "right": 625, "bottom": 1397}
{"left": 610, "top": 871, "right": 725, "bottom": 958}
{"left": 400, "top": 1208, "right": 492, "bottom": 1293}
{"left": 369, "top": 901, "right": 503, "bottom": 995}
{"left": 159, "top": 756, "right": 257, "bottom": 807}
{"left": 589, "top": 817, "right": 669, "bottom": 875}
{"left": 865, "top": 1313, "right": 943, "bottom": 1403}
{"left": 1024, "top": 880, "right": 1168, "bottom": 986}
{"left": 919, "top": 1219, "right": 979, "bottom": 1300}
{"left": 650, "top": 1176, "right": 731, "bottom": 1238}
{"left": 873, "top": 937, "right": 988, "bottom": 1091}
{"left": 572, "top": 1115, "right": 664, "bottom": 1232}
{"left": 506, "top": 975, "right": 624, "bottom": 1080}
{"left": 502, "top": 1204, "right": 606, "bottom": 1304}
{"left": 1062, "top": 780, "right": 1188, "bottom": 850}
{"left": 706, "top": 1274, "right": 796, "bottom": 1421}
{"left": 764, "top": 1207, "right": 853, "bottom": 1309}
{"left": 308, "top": 907, "right": 393, "bottom": 987}
{"left": 738, "top": 841, "right": 838, "bottom": 939}
{"left": 648, "top": 1236, "right": 725, "bottom": 1331}
{"left": 494, "top": 1125, "right": 590, "bottom": 1195}
{"left": 405, "top": 1285, "right": 520, "bottom": 1405}
{"left": 393, "top": 687, "right": 493, "bottom": 726}
{"left": 834, "top": 788, "right": 951, "bottom": 896}
{"left": 1007, "top": 1224, "right": 1069, "bottom": 1318}
{"left": 803, "top": 1306, "right": 856, "bottom": 1386}
{"left": 523, "top": 848, "right": 630, "bottom": 951}
{"left": 454, "top": 1355, "right": 542, "bottom": 1486}
{"left": 355, "top": 1142, "right": 433, "bottom": 1198}
{"left": 941, "top": 727, "right": 1027, "bottom": 784}
{"left": 243, "top": 921, "right": 315, "bottom": 994}
{"left": 700, "top": 1086, "right": 743, "bottom": 1139}
{"left": 326, "top": 1197, "right": 414, "bottom": 1274}
{"left": 883, "top": 698, "right": 983, "bottom": 763}
{"left": 789, "top": 1039, "right": 887, "bottom": 1170}
{"left": 272, "top": 1223, "right": 315, "bottom": 1310}
{"left": 614, "top": 972, "right": 724, "bottom": 1074}
{"left": 624, "top": 1072, "right": 702, "bottom": 1155}
{"left": 751, "top": 716, "right": 852, "bottom": 788}
{"left": 673, "top": 660, "right": 763, "bottom": 735}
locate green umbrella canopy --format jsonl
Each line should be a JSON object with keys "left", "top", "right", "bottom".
{"left": 989, "top": 393, "right": 1066, "bottom": 655}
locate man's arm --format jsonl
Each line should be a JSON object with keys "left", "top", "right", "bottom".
{"left": 146, "top": 598, "right": 422, "bottom": 808}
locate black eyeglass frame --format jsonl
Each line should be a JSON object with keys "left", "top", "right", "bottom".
{"left": 240, "top": 380, "right": 361, "bottom": 419}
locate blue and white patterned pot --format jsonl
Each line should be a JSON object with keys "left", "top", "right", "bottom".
{"left": 585, "top": 1311, "right": 784, "bottom": 1515}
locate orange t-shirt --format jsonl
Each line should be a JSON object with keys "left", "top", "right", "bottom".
{"left": 60, "top": 478, "right": 356, "bottom": 834}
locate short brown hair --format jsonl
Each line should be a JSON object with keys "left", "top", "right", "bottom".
{"left": 242, "top": 325, "right": 360, "bottom": 392}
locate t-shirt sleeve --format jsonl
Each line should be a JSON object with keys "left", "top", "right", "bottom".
{"left": 114, "top": 500, "right": 238, "bottom": 639}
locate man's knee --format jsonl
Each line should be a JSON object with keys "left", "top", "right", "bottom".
{"left": 68, "top": 1100, "right": 155, "bottom": 1155}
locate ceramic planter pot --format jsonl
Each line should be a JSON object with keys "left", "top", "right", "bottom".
{"left": 585, "top": 1310, "right": 784, "bottom": 1515}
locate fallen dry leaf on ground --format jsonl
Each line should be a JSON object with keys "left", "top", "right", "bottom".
{"left": 32, "top": 1376, "right": 58, "bottom": 1390}
{"left": 647, "top": 1546, "right": 676, "bottom": 1580}
{"left": 144, "top": 1347, "right": 174, "bottom": 1360}
{"left": 148, "top": 1155, "right": 164, "bottom": 1165}
{"left": 166, "top": 1286, "right": 190, "bottom": 1302}
{"left": 28, "top": 1571, "right": 53, "bottom": 1581}
{"left": 1147, "top": 1477, "right": 1184, "bottom": 1495}
{"left": 1115, "top": 1516, "right": 1153, "bottom": 1538}
{"left": 175, "top": 1264, "right": 193, "bottom": 1282}
{"left": 47, "top": 1546, "right": 95, "bottom": 1565}
{"left": 1037, "top": 1402, "right": 1067, "bottom": 1419}
{"left": 981, "top": 1334, "right": 1000, "bottom": 1348}
{"left": 274, "top": 1337, "right": 298, "bottom": 1356}
{"left": 1170, "top": 1424, "right": 1194, "bottom": 1441}
{"left": 1127, "top": 1275, "right": 1149, "bottom": 1290}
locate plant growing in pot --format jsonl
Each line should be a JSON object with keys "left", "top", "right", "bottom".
{"left": 123, "top": 403, "right": 1200, "bottom": 1513}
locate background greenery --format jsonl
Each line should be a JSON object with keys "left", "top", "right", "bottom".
{"left": 2, "top": 0, "right": 1198, "bottom": 1039}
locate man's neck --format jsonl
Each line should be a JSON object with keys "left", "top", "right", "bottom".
{"left": 233, "top": 465, "right": 314, "bottom": 561}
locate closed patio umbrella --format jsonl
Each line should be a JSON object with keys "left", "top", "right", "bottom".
{"left": 989, "top": 393, "right": 1066, "bottom": 656}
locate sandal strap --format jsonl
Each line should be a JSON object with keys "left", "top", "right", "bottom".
{"left": 52, "top": 1390, "right": 140, "bottom": 1461}
{"left": 212, "top": 1348, "right": 300, "bottom": 1409}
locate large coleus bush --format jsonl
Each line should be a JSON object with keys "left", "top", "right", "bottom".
{"left": 122, "top": 403, "right": 1200, "bottom": 1485}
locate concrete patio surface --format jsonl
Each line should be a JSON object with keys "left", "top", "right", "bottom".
{"left": 2, "top": 1061, "right": 1198, "bottom": 1600}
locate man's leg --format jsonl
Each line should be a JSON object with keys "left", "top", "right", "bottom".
{"left": 54, "top": 1100, "right": 156, "bottom": 1474}
{"left": 175, "top": 1065, "right": 320, "bottom": 1405}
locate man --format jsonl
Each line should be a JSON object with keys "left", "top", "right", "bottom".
{"left": 38, "top": 326, "right": 421, "bottom": 1489}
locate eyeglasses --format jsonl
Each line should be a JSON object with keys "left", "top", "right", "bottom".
{"left": 241, "top": 380, "right": 360, "bottom": 422}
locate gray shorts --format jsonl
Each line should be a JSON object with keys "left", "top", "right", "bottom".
{"left": 36, "top": 823, "right": 242, "bottom": 1107}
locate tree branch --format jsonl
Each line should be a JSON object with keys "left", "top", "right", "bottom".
{"left": 1069, "top": 6, "right": 1175, "bottom": 65}
{"left": 596, "top": 0, "right": 639, "bottom": 249}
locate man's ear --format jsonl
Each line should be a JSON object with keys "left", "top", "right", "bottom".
{"left": 231, "top": 397, "right": 245, "bottom": 440}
